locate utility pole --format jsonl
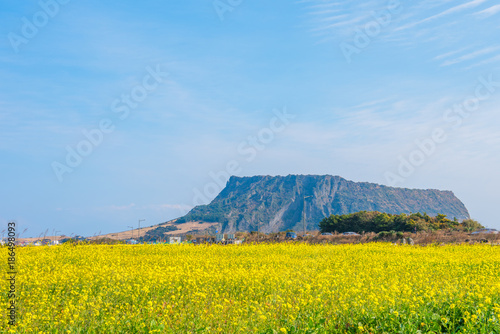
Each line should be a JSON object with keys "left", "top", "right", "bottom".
{"left": 138, "top": 219, "right": 145, "bottom": 242}
{"left": 128, "top": 226, "right": 134, "bottom": 239}
{"left": 303, "top": 195, "right": 312, "bottom": 237}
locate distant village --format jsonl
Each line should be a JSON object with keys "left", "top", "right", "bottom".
{"left": 1, "top": 232, "right": 245, "bottom": 247}
{"left": 2, "top": 228, "right": 499, "bottom": 247}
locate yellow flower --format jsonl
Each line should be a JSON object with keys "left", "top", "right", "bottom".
{"left": 7, "top": 242, "right": 500, "bottom": 332}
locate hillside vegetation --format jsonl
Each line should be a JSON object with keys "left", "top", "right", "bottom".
{"left": 319, "top": 211, "right": 483, "bottom": 233}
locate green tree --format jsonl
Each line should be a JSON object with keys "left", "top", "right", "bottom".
{"left": 460, "top": 219, "right": 484, "bottom": 232}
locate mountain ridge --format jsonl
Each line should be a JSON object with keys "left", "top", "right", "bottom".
{"left": 175, "top": 174, "right": 470, "bottom": 233}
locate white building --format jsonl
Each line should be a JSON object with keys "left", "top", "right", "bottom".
{"left": 169, "top": 237, "right": 182, "bottom": 244}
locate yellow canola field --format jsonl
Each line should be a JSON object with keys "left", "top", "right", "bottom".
{"left": 2, "top": 243, "right": 500, "bottom": 333}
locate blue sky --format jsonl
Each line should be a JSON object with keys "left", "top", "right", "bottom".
{"left": 1, "top": 0, "right": 500, "bottom": 237}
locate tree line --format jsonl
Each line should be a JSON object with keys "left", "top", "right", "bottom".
{"left": 319, "top": 211, "right": 483, "bottom": 233}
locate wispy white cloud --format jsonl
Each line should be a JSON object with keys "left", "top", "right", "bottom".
{"left": 434, "top": 47, "right": 469, "bottom": 60}
{"left": 435, "top": 0, "right": 489, "bottom": 15}
{"left": 300, "top": 0, "right": 496, "bottom": 70}
{"left": 440, "top": 46, "right": 500, "bottom": 66}
{"left": 465, "top": 54, "right": 500, "bottom": 69}
{"left": 474, "top": 4, "right": 500, "bottom": 17}
{"left": 396, "top": 0, "right": 489, "bottom": 31}
{"left": 302, "top": 0, "right": 384, "bottom": 39}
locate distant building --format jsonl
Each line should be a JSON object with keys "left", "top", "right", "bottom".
{"left": 471, "top": 229, "right": 499, "bottom": 235}
{"left": 169, "top": 237, "right": 182, "bottom": 244}
{"left": 216, "top": 234, "right": 225, "bottom": 243}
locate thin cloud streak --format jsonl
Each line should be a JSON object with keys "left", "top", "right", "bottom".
{"left": 474, "top": 4, "right": 500, "bottom": 17}
{"left": 440, "top": 46, "right": 500, "bottom": 66}
{"left": 396, "top": 0, "right": 489, "bottom": 31}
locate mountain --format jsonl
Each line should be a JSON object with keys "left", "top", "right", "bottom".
{"left": 175, "top": 175, "right": 470, "bottom": 233}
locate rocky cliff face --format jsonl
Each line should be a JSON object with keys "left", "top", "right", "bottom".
{"left": 178, "top": 175, "right": 470, "bottom": 233}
